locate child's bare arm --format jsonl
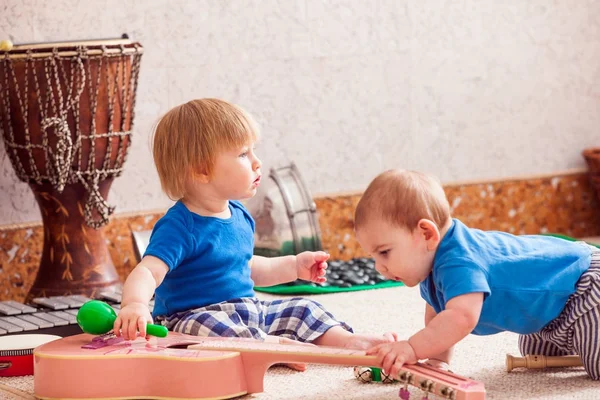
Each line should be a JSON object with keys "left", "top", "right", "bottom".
{"left": 409, "top": 292, "right": 483, "bottom": 361}
{"left": 121, "top": 256, "right": 168, "bottom": 306}
{"left": 368, "top": 292, "right": 482, "bottom": 377}
{"left": 250, "top": 251, "right": 329, "bottom": 287}
{"left": 114, "top": 256, "right": 169, "bottom": 339}
{"left": 423, "top": 303, "right": 454, "bottom": 367}
{"left": 424, "top": 303, "right": 436, "bottom": 325}
{"left": 250, "top": 255, "right": 298, "bottom": 287}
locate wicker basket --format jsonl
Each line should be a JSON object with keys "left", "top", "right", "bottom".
{"left": 583, "top": 147, "right": 600, "bottom": 201}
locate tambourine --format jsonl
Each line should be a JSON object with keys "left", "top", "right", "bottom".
{"left": 0, "top": 334, "right": 61, "bottom": 376}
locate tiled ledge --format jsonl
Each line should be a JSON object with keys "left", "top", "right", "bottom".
{"left": 1, "top": 170, "right": 599, "bottom": 302}
{"left": 316, "top": 170, "right": 600, "bottom": 261}
{"left": 581, "top": 237, "right": 600, "bottom": 245}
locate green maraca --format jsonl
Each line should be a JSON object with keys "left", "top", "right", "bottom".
{"left": 76, "top": 300, "right": 168, "bottom": 338}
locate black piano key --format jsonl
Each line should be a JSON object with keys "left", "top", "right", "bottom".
{"left": 33, "top": 312, "right": 69, "bottom": 327}
{"left": 0, "top": 319, "right": 23, "bottom": 333}
{"left": 15, "top": 314, "right": 54, "bottom": 329}
{"left": 2, "top": 301, "right": 37, "bottom": 314}
{"left": 32, "top": 297, "right": 69, "bottom": 310}
{"left": 1, "top": 316, "right": 38, "bottom": 331}
{"left": 0, "top": 302, "right": 23, "bottom": 316}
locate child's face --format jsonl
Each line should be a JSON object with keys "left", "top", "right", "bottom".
{"left": 356, "top": 219, "right": 437, "bottom": 287}
{"left": 207, "top": 142, "right": 262, "bottom": 200}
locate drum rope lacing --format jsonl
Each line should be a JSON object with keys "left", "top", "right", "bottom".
{"left": 0, "top": 45, "right": 142, "bottom": 228}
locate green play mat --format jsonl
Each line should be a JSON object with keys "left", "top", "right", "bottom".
{"left": 255, "top": 279, "right": 404, "bottom": 295}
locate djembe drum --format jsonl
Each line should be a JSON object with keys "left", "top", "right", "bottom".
{"left": 0, "top": 38, "right": 143, "bottom": 300}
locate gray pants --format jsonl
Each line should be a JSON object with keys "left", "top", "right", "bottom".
{"left": 519, "top": 246, "right": 600, "bottom": 379}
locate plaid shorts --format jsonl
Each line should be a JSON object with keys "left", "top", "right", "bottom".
{"left": 156, "top": 297, "right": 353, "bottom": 343}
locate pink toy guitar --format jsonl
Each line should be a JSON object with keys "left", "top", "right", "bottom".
{"left": 34, "top": 333, "right": 486, "bottom": 400}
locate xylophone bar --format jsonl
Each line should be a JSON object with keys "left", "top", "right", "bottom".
{"left": 0, "top": 290, "right": 136, "bottom": 337}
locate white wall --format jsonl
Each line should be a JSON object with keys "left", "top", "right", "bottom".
{"left": 1, "top": 0, "right": 599, "bottom": 225}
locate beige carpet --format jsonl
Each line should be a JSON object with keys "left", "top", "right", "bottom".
{"left": 1, "top": 287, "right": 599, "bottom": 400}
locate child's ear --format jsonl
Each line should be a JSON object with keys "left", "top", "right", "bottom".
{"left": 417, "top": 219, "right": 441, "bottom": 251}
{"left": 189, "top": 167, "right": 210, "bottom": 183}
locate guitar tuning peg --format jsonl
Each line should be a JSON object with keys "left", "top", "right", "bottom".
{"left": 440, "top": 386, "right": 456, "bottom": 399}
{"left": 398, "top": 386, "right": 410, "bottom": 399}
{"left": 419, "top": 379, "right": 434, "bottom": 400}
{"left": 398, "top": 371, "right": 413, "bottom": 399}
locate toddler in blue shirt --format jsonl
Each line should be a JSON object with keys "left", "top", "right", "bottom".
{"left": 114, "top": 98, "right": 395, "bottom": 371}
{"left": 354, "top": 169, "right": 600, "bottom": 380}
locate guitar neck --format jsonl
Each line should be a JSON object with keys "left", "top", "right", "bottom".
{"left": 185, "top": 337, "right": 485, "bottom": 400}
{"left": 188, "top": 336, "right": 374, "bottom": 365}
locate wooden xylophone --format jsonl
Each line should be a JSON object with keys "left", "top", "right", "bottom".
{"left": 0, "top": 289, "right": 135, "bottom": 337}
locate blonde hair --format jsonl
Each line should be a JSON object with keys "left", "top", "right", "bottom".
{"left": 354, "top": 169, "right": 450, "bottom": 232}
{"left": 151, "top": 98, "right": 259, "bottom": 200}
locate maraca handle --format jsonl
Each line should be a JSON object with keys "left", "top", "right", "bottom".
{"left": 147, "top": 323, "right": 168, "bottom": 338}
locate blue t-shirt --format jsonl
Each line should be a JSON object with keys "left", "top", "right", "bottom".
{"left": 420, "top": 219, "right": 592, "bottom": 335}
{"left": 144, "top": 200, "right": 256, "bottom": 318}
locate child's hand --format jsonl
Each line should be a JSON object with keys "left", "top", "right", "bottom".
{"left": 295, "top": 251, "right": 329, "bottom": 283}
{"left": 113, "top": 302, "right": 153, "bottom": 341}
{"left": 366, "top": 340, "right": 418, "bottom": 379}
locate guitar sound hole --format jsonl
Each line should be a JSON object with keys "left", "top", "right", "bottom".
{"left": 166, "top": 343, "right": 196, "bottom": 349}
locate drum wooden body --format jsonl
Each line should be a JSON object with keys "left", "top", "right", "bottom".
{"left": 0, "top": 38, "right": 143, "bottom": 299}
